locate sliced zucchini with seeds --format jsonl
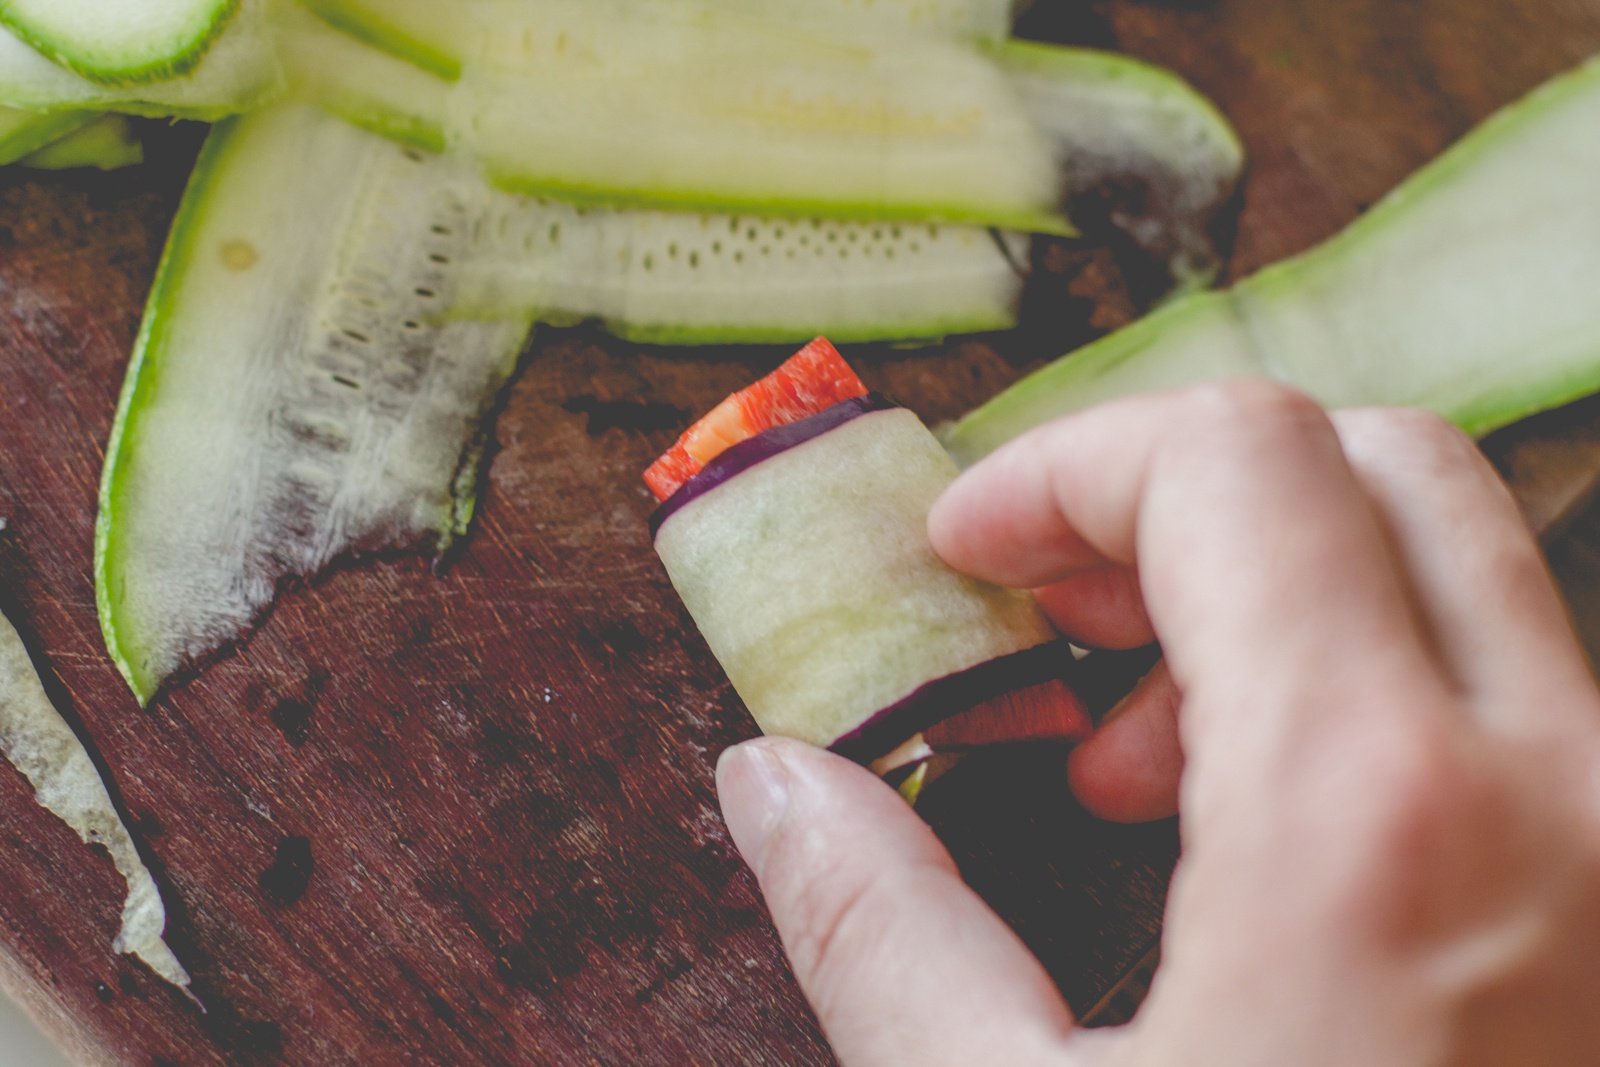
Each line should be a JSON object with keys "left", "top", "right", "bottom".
{"left": 97, "top": 104, "right": 1034, "bottom": 701}
{"left": 98, "top": 105, "right": 535, "bottom": 704}
{"left": 285, "top": 7, "right": 1244, "bottom": 273}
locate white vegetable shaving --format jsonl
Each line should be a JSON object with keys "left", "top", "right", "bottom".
{"left": 0, "top": 609, "right": 190, "bottom": 993}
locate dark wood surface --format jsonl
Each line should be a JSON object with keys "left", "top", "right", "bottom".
{"left": 3, "top": 2, "right": 1599, "bottom": 1063}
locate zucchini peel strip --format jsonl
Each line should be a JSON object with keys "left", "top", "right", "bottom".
{"left": 0, "top": 608, "right": 190, "bottom": 993}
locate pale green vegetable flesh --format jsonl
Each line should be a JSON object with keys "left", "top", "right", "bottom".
{"left": 453, "top": 207, "right": 1029, "bottom": 345}
{"left": 300, "top": 0, "right": 467, "bottom": 81}
{"left": 285, "top": 11, "right": 1030, "bottom": 345}
{"left": 0, "top": 608, "right": 190, "bottom": 992}
{"left": 305, "top": 0, "right": 1019, "bottom": 82}
{"left": 287, "top": 9, "right": 1242, "bottom": 271}
{"left": 102, "top": 12, "right": 1250, "bottom": 699}
{"left": 654, "top": 409, "right": 1056, "bottom": 749}
{"left": 277, "top": 3, "right": 451, "bottom": 153}
{"left": 0, "top": 104, "right": 94, "bottom": 164}
{"left": 293, "top": 0, "right": 1069, "bottom": 232}
{"left": 0, "top": 0, "right": 278, "bottom": 119}
{"left": 98, "top": 103, "right": 1039, "bottom": 699}
{"left": 943, "top": 56, "right": 1600, "bottom": 466}
{"left": 20, "top": 113, "right": 142, "bottom": 170}
{"left": 0, "top": 0, "right": 238, "bottom": 85}
{"left": 98, "top": 104, "right": 534, "bottom": 704}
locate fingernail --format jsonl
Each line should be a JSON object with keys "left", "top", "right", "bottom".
{"left": 716, "top": 740, "right": 792, "bottom": 872}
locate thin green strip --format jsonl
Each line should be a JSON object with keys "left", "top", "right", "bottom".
{"left": 486, "top": 170, "right": 1076, "bottom": 237}
{"left": 0, "top": 107, "right": 96, "bottom": 165}
{"left": 96, "top": 117, "right": 240, "bottom": 704}
{"left": 301, "top": 0, "right": 462, "bottom": 82}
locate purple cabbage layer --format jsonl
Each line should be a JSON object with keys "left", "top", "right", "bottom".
{"left": 649, "top": 393, "right": 898, "bottom": 541}
{"left": 828, "top": 640, "right": 1081, "bottom": 765}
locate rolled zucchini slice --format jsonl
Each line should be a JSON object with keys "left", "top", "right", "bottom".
{"left": 943, "top": 54, "right": 1600, "bottom": 464}
{"left": 653, "top": 397, "right": 1063, "bottom": 762}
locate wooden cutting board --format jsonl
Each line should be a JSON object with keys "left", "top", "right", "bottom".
{"left": 2, "top": 2, "right": 1598, "bottom": 1063}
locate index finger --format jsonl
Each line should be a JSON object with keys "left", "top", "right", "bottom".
{"left": 928, "top": 383, "right": 1449, "bottom": 741}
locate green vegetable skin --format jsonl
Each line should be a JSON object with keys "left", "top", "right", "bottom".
{"left": 20, "top": 113, "right": 142, "bottom": 169}
{"left": 0, "top": 0, "right": 279, "bottom": 119}
{"left": 0, "top": 0, "right": 239, "bottom": 85}
{"left": 943, "top": 55, "right": 1600, "bottom": 466}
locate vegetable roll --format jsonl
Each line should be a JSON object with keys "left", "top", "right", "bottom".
{"left": 649, "top": 339, "right": 1084, "bottom": 764}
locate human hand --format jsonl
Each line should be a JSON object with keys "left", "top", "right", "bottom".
{"left": 716, "top": 382, "right": 1600, "bottom": 1066}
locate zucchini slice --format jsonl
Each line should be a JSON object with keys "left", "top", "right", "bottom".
{"left": 0, "top": 104, "right": 95, "bottom": 164}
{"left": 291, "top": 0, "right": 1068, "bottom": 232}
{"left": 98, "top": 105, "right": 535, "bottom": 704}
{"left": 286, "top": 7, "right": 1243, "bottom": 274}
{"left": 942, "top": 55, "right": 1600, "bottom": 465}
{"left": 279, "top": 13, "right": 1030, "bottom": 341}
{"left": 298, "top": 0, "right": 470, "bottom": 81}
{"left": 303, "top": 0, "right": 1020, "bottom": 82}
{"left": 451, "top": 208, "right": 1028, "bottom": 346}
{"left": 0, "top": 0, "right": 278, "bottom": 119}
{"left": 0, "top": 0, "right": 239, "bottom": 86}
{"left": 0, "top": 607, "right": 190, "bottom": 992}
{"left": 19, "top": 113, "right": 142, "bottom": 169}
{"left": 98, "top": 104, "right": 1035, "bottom": 701}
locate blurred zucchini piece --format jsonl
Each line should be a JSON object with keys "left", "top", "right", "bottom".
{"left": 19, "top": 113, "right": 142, "bottom": 169}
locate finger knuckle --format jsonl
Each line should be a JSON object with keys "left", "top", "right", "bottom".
{"left": 1344, "top": 406, "right": 1477, "bottom": 465}
{"left": 1350, "top": 717, "right": 1465, "bottom": 859}
{"left": 1186, "top": 379, "right": 1327, "bottom": 430}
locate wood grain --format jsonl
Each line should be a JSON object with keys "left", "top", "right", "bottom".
{"left": 2, "top": 2, "right": 1599, "bottom": 1063}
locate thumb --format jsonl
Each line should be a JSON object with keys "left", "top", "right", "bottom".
{"left": 717, "top": 737, "right": 1079, "bottom": 1067}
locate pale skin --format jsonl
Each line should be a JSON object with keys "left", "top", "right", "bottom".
{"left": 716, "top": 382, "right": 1600, "bottom": 1066}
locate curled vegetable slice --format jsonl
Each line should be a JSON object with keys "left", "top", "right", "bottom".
{"left": 0, "top": 608, "right": 190, "bottom": 993}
